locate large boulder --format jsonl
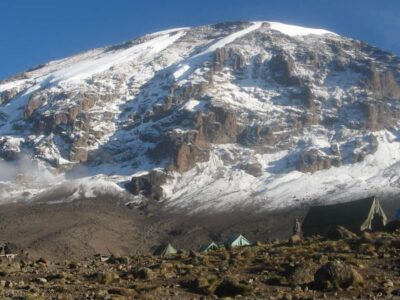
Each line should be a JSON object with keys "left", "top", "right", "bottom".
{"left": 314, "top": 260, "right": 363, "bottom": 290}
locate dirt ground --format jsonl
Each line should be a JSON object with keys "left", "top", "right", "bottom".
{"left": 0, "top": 195, "right": 397, "bottom": 260}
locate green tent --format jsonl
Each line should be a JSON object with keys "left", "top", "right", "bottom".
{"left": 224, "top": 234, "right": 251, "bottom": 247}
{"left": 302, "top": 196, "right": 388, "bottom": 237}
{"left": 153, "top": 243, "right": 177, "bottom": 257}
{"left": 199, "top": 241, "right": 219, "bottom": 252}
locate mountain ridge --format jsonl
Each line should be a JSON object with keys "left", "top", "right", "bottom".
{"left": 1, "top": 21, "right": 400, "bottom": 212}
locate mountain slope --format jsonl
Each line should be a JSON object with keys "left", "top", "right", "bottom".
{"left": 1, "top": 21, "right": 400, "bottom": 212}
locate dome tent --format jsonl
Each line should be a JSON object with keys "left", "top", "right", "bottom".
{"left": 153, "top": 243, "right": 177, "bottom": 257}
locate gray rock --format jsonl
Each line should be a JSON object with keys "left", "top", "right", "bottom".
{"left": 314, "top": 259, "right": 364, "bottom": 290}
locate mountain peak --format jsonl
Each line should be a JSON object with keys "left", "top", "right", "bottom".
{"left": 0, "top": 21, "right": 399, "bottom": 212}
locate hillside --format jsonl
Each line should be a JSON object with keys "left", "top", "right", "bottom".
{"left": 1, "top": 21, "right": 400, "bottom": 212}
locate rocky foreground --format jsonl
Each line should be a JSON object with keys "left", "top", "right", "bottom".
{"left": 0, "top": 228, "right": 400, "bottom": 299}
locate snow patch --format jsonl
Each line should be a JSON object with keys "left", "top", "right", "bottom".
{"left": 147, "top": 27, "right": 190, "bottom": 37}
{"left": 182, "top": 99, "right": 207, "bottom": 111}
{"left": 42, "top": 30, "right": 186, "bottom": 84}
{"left": 268, "top": 22, "right": 337, "bottom": 37}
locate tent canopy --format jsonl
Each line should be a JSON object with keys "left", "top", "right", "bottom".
{"left": 153, "top": 243, "right": 177, "bottom": 257}
{"left": 199, "top": 241, "right": 219, "bottom": 252}
{"left": 225, "top": 234, "right": 251, "bottom": 247}
{"left": 302, "top": 196, "right": 388, "bottom": 237}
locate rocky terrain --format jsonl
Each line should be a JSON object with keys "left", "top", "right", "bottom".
{"left": 0, "top": 226, "right": 400, "bottom": 299}
{"left": 1, "top": 21, "right": 400, "bottom": 212}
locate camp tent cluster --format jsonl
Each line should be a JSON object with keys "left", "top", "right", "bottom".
{"left": 302, "top": 196, "right": 388, "bottom": 237}
{"left": 200, "top": 234, "right": 252, "bottom": 252}
{"left": 152, "top": 196, "right": 391, "bottom": 257}
{"left": 153, "top": 234, "right": 251, "bottom": 256}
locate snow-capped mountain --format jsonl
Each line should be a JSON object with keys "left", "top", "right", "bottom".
{"left": 1, "top": 21, "right": 400, "bottom": 212}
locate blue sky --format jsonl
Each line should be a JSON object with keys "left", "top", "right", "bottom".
{"left": 1, "top": 0, "right": 400, "bottom": 80}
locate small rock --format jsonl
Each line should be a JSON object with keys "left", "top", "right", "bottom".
{"left": 383, "top": 279, "right": 394, "bottom": 288}
{"left": 95, "top": 271, "right": 120, "bottom": 284}
{"left": 108, "top": 287, "right": 137, "bottom": 296}
{"left": 288, "top": 234, "right": 302, "bottom": 245}
{"left": 360, "top": 232, "right": 373, "bottom": 243}
{"left": 136, "top": 267, "right": 155, "bottom": 280}
{"left": 287, "top": 261, "right": 319, "bottom": 285}
{"left": 33, "top": 277, "right": 47, "bottom": 284}
{"left": 36, "top": 257, "right": 47, "bottom": 265}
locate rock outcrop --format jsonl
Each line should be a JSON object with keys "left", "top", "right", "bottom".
{"left": 297, "top": 149, "right": 341, "bottom": 173}
{"left": 127, "top": 170, "right": 169, "bottom": 201}
{"left": 269, "top": 52, "right": 301, "bottom": 86}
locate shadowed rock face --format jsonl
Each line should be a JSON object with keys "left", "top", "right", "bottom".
{"left": 127, "top": 171, "right": 169, "bottom": 201}
{"left": 362, "top": 101, "right": 395, "bottom": 131}
{"left": 0, "top": 89, "right": 18, "bottom": 105}
{"left": 239, "top": 162, "right": 263, "bottom": 177}
{"left": 269, "top": 52, "right": 301, "bottom": 86}
{"left": 1, "top": 21, "right": 400, "bottom": 206}
{"left": 171, "top": 143, "right": 209, "bottom": 173}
